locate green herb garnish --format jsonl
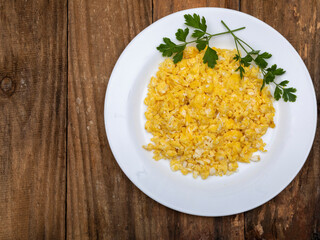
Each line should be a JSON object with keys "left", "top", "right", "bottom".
{"left": 156, "top": 14, "right": 297, "bottom": 102}
{"left": 157, "top": 14, "right": 245, "bottom": 68}
{"left": 221, "top": 20, "right": 297, "bottom": 102}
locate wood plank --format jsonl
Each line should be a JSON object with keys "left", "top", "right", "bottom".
{"left": 153, "top": 0, "right": 239, "bottom": 21}
{"left": 67, "top": 0, "right": 152, "bottom": 239}
{"left": 0, "top": 0, "right": 67, "bottom": 239}
{"left": 241, "top": 0, "right": 320, "bottom": 239}
{"left": 68, "top": 0, "right": 243, "bottom": 239}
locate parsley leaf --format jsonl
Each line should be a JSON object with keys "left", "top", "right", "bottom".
{"left": 274, "top": 86, "right": 282, "bottom": 100}
{"left": 267, "top": 64, "right": 286, "bottom": 75}
{"left": 236, "top": 65, "right": 245, "bottom": 79}
{"left": 233, "top": 54, "right": 240, "bottom": 61}
{"left": 196, "top": 39, "right": 208, "bottom": 51}
{"left": 272, "top": 83, "right": 297, "bottom": 102}
{"left": 259, "top": 52, "right": 272, "bottom": 59}
{"left": 175, "top": 28, "right": 189, "bottom": 42}
{"left": 248, "top": 50, "right": 260, "bottom": 55}
{"left": 173, "top": 45, "right": 186, "bottom": 63}
{"left": 268, "top": 64, "right": 277, "bottom": 72}
{"left": 264, "top": 71, "right": 275, "bottom": 84}
{"left": 156, "top": 38, "right": 186, "bottom": 57}
{"left": 279, "top": 80, "right": 289, "bottom": 87}
{"left": 241, "top": 54, "right": 253, "bottom": 67}
{"left": 254, "top": 52, "right": 272, "bottom": 69}
{"left": 283, "top": 88, "right": 297, "bottom": 102}
{"left": 157, "top": 38, "right": 177, "bottom": 57}
{"left": 184, "top": 14, "right": 207, "bottom": 32}
{"left": 192, "top": 30, "right": 206, "bottom": 38}
{"left": 203, "top": 47, "right": 218, "bottom": 68}
{"left": 263, "top": 64, "right": 287, "bottom": 91}
{"left": 274, "top": 68, "right": 286, "bottom": 75}
{"left": 173, "top": 51, "right": 184, "bottom": 64}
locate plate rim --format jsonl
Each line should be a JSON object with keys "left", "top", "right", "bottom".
{"left": 104, "top": 7, "right": 318, "bottom": 216}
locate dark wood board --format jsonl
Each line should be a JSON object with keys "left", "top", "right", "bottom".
{"left": 0, "top": 0, "right": 67, "bottom": 239}
{"left": 0, "top": 0, "right": 319, "bottom": 239}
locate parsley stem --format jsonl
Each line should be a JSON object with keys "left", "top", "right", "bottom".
{"left": 171, "top": 27, "right": 246, "bottom": 48}
{"left": 237, "top": 40, "right": 250, "bottom": 54}
{"left": 221, "top": 20, "right": 249, "bottom": 55}
{"left": 234, "top": 38, "right": 240, "bottom": 56}
{"left": 221, "top": 20, "right": 238, "bottom": 40}
{"left": 273, "top": 82, "right": 283, "bottom": 89}
{"left": 208, "top": 27, "right": 245, "bottom": 37}
{"left": 238, "top": 38, "right": 254, "bottom": 51}
{"left": 221, "top": 20, "right": 253, "bottom": 55}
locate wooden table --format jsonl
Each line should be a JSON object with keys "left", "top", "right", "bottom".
{"left": 0, "top": 0, "right": 319, "bottom": 239}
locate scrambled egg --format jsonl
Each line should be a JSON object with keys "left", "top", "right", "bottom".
{"left": 143, "top": 46, "right": 275, "bottom": 179}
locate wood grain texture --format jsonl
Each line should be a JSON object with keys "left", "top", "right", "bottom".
{"left": 153, "top": 0, "right": 239, "bottom": 21}
{"left": 241, "top": 1, "right": 320, "bottom": 239}
{"left": 68, "top": 0, "right": 320, "bottom": 239}
{"left": 1, "top": 0, "right": 319, "bottom": 239}
{"left": 0, "top": 0, "right": 67, "bottom": 239}
{"left": 67, "top": 0, "right": 247, "bottom": 239}
{"left": 67, "top": 0, "right": 153, "bottom": 239}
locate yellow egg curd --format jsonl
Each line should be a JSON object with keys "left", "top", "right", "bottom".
{"left": 143, "top": 46, "right": 275, "bottom": 179}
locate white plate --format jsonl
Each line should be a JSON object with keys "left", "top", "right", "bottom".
{"left": 104, "top": 8, "right": 317, "bottom": 216}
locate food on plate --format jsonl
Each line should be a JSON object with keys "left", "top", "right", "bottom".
{"left": 143, "top": 46, "right": 275, "bottom": 179}
{"left": 157, "top": 13, "right": 297, "bottom": 102}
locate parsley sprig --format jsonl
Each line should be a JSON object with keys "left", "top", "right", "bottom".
{"left": 156, "top": 14, "right": 297, "bottom": 102}
{"left": 221, "top": 20, "right": 297, "bottom": 102}
{"left": 157, "top": 14, "right": 245, "bottom": 68}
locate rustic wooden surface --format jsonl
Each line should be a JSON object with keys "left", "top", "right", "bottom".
{"left": 0, "top": 0, "right": 319, "bottom": 239}
{"left": 0, "top": 0, "right": 67, "bottom": 239}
